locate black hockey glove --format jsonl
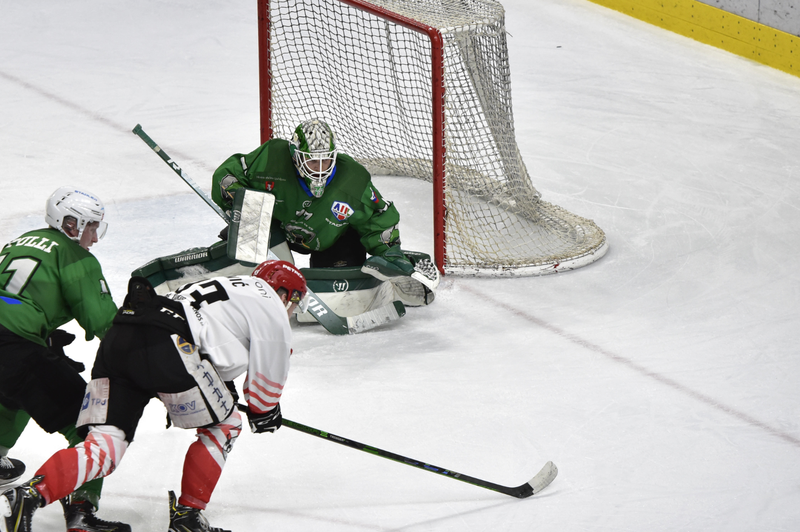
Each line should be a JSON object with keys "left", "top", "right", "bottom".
{"left": 246, "top": 404, "right": 282, "bottom": 434}
{"left": 46, "top": 329, "right": 85, "bottom": 373}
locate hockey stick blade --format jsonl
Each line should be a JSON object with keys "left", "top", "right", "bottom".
{"left": 346, "top": 300, "right": 405, "bottom": 334}
{"left": 514, "top": 461, "right": 558, "bottom": 498}
{"left": 282, "top": 418, "right": 557, "bottom": 499}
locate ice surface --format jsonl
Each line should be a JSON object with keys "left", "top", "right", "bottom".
{"left": 2, "top": 0, "right": 800, "bottom": 530}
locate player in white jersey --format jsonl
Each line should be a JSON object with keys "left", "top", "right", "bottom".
{"left": 0, "top": 260, "right": 307, "bottom": 532}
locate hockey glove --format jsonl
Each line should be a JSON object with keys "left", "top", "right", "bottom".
{"left": 46, "top": 329, "right": 85, "bottom": 373}
{"left": 361, "top": 246, "right": 415, "bottom": 281}
{"left": 247, "top": 404, "right": 282, "bottom": 434}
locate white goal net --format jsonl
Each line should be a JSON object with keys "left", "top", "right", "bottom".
{"left": 261, "top": 0, "right": 608, "bottom": 276}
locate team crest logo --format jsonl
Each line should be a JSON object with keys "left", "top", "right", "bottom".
{"left": 265, "top": 181, "right": 275, "bottom": 192}
{"left": 331, "top": 201, "right": 354, "bottom": 221}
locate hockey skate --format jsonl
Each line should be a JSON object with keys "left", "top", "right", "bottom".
{"left": 60, "top": 495, "right": 132, "bottom": 532}
{"left": 0, "top": 457, "right": 25, "bottom": 487}
{"left": 0, "top": 475, "right": 45, "bottom": 532}
{"left": 167, "top": 491, "right": 230, "bottom": 532}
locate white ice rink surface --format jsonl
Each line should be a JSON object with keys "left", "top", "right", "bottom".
{"left": 3, "top": 1, "right": 800, "bottom": 530}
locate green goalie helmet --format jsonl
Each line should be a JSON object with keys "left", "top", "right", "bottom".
{"left": 290, "top": 119, "right": 338, "bottom": 198}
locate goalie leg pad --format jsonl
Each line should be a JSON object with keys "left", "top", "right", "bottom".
{"left": 387, "top": 251, "right": 438, "bottom": 306}
{"left": 131, "top": 241, "right": 254, "bottom": 295}
{"left": 391, "top": 276, "right": 436, "bottom": 307}
{"left": 296, "top": 266, "right": 397, "bottom": 322}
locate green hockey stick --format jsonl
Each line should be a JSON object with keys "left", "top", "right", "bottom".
{"left": 132, "top": 124, "right": 351, "bottom": 334}
{"left": 282, "top": 418, "right": 558, "bottom": 499}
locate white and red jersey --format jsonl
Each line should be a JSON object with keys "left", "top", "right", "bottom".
{"left": 164, "top": 275, "right": 292, "bottom": 414}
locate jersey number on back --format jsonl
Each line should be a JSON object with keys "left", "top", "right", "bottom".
{"left": 175, "top": 279, "right": 230, "bottom": 310}
{"left": 0, "top": 254, "right": 41, "bottom": 295}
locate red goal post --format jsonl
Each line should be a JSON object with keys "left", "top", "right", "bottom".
{"left": 257, "top": 0, "right": 607, "bottom": 276}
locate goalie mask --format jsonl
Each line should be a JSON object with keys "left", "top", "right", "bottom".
{"left": 252, "top": 260, "right": 309, "bottom": 313}
{"left": 45, "top": 186, "right": 108, "bottom": 244}
{"left": 290, "top": 119, "right": 338, "bottom": 198}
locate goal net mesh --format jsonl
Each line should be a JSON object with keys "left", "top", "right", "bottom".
{"left": 267, "top": 0, "right": 607, "bottom": 275}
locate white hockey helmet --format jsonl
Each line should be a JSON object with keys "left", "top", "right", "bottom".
{"left": 45, "top": 186, "right": 108, "bottom": 242}
{"left": 290, "top": 119, "right": 338, "bottom": 198}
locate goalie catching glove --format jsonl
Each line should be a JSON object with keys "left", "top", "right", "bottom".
{"left": 361, "top": 246, "right": 415, "bottom": 280}
{"left": 362, "top": 247, "right": 440, "bottom": 293}
{"left": 246, "top": 403, "right": 282, "bottom": 434}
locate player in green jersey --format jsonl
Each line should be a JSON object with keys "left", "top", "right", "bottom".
{"left": 0, "top": 187, "right": 129, "bottom": 532}
{"left": 211, "top": 118, "right": 437, "bottom": 308}
{"left": 130, "top": 119, "right": 436, "bottom": 330}
{"left": 213, "top": 118, "right": 409, "bottom": 269}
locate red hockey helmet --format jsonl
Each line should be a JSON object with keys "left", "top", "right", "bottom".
{"left": 252, "top": 260, "right": 308, "bottom": 312}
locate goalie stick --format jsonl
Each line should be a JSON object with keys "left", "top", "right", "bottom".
{"left": 132, "top": 124, "right": 403, "bottom": 335}
{"left": 282, "top": 418, "right": 558, "bottom": 499}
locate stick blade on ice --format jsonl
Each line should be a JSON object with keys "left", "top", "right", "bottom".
{"left": 524, "top": 461, "right": 558, "bottom": 497}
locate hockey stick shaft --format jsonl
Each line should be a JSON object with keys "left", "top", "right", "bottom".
{"left": 132, "top": 124, "right": 230, "bottom": 223}
{"left": 282, "top": 418, "right": 557, "bottom": 499}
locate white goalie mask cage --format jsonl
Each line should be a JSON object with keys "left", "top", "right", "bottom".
{"left": 45, "top": 186, "right": 108, "bottom": 242}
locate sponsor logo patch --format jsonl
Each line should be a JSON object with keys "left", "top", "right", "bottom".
{"left": 331, "top": 201, "right": 354, "bottom": 221}
{"left": 175, "top": 336, "right": 197, "bottom": 354}
{"left": 170, "top": 401, "right": 198, "bottom": 414}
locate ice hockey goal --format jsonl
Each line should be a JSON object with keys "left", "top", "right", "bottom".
{"left": 257, "top": 0, "right": 608, "bottom": 276}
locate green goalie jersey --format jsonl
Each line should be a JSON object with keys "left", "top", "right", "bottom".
{"left": 0, "top": 227, "right": 117, "bottom": 346}
{"left": 211, "top": 138, "right": 401, "bottom": 256}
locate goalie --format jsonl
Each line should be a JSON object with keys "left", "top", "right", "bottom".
{"left": 211, "top": 118, "right": 438, "bottom": 313}
{"left": 131, "top": 119, "right": 438, "bottom": 329}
